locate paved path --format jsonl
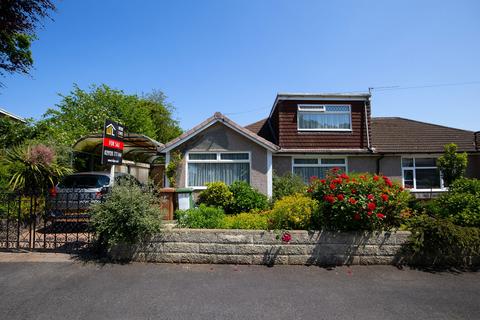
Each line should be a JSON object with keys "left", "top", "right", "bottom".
{"left": 0, "top": 254, "right": 479, "bottom": 320}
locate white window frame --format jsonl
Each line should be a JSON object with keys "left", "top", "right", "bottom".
{"left": 186, "top": 151, "right": 251, "bottom": 189}
{"left": 297, "top": 104, "right": 352, "bottom": 132}
{"left": 401, "top": 156, "right": 445, "bottom": 191}
{"left": 291, "top": 156, "right": 348, "bottom": 181}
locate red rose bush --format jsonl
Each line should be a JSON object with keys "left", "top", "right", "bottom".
{"left": 308, "top": 169, "right": 411, "bottom": 231}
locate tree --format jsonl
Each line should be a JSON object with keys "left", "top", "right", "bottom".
{"left": 0, "top": 0, "right": 55, "bottom": 79}
{"left": 39, "top": 84, "right": 182, "bottom": 146}
{"left": 437, "top": 143, "right": 468, "bottom": 187}
{"left": 0, "top": 117, "right": 38, "bottom": 149}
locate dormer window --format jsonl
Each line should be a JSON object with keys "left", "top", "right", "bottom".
{"left": 297, "top": 104, "right": 351, "bottom": 131}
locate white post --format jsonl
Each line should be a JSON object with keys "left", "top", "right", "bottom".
{"left": 165, "top": 151, "right": 170, "bottom": 188}
{"left": 110, "top": 164, "right": 115, "bottom": 186}
{"left": 267, "top": 150, "right": 273, "bottom": 198}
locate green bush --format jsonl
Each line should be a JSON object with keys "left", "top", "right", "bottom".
{"left": 269, "top": 194, "right": 319, "bottom": 230}
{"left": 405, "top": 214, "right": 480, "bottom": 267}
{"left": 90, "top": 182, "right": 163, "bottom": 249}
{"left": 175, "top": 204, "right": 226, "bottom": 229}
{"left": 226, "top": 181, "right": 269, "bottom": 214}
{"left": 272, "top": 172, "right": 305, "bottom": 202}
{"left": 197, "top": 181, "right": 233, "bottom": 209}
{"left": 431, "top": 178, "right": 480, "bottom": 227}
{"left": 222, "top": 211, "right": 270, "bottom": 230}
{"left": 309, "top": 171, "right": 412, "bottom": 231}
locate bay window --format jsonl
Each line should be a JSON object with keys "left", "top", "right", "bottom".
{"left": 297, "top": 104, "right": 351, "bottom": 131}
{"left": 187, "top": 152, "right": 250, "bottom": 188}
{"left": 402, "top": 157, "right": 444, "bottom": 190}
{"left": 292, "top": 157, "right": 347, "bottom": 183}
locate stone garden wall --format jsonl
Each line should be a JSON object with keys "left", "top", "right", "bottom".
{"left": 109, "top": 229, "right": 411, "bottom": 265}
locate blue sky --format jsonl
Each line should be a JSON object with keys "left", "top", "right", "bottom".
{"left": 1, "top": 0, "right": 479, "bottom": 131}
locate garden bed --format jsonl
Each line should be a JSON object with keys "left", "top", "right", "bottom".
{"left": 108, "top": 229, "right": 411, "bottom": 265}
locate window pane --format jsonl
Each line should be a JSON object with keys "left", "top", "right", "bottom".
{"left": 321, "top": 158, "right": 345, "bottom": 165}
{"left": 415, "top": 158, "right": 437, "bottom": 167}
{"left": 325, "top": 105, "right": 350, "bottom": 112}
{"left": 188, "top": 163, "right": 249, "bottom": 187}
{"left": 220, "top": 153, "right": 249, "bottom": 160}
{"left": 294, "top": 158, "right": 318, "bottom": 165}
{"left": 293, "top": 166, "right": 346, "bottom": 183}
{"left": 403, "top": 170, "right": 414, "bottom": 189}
{"left": 402, "top": 158, "right": 414, "bottom": 167}
{"left": 415, "top": 169, "right": 441, "bottom": 189}
{"left": 189, "top": 153, "right": 216, "bottom": 160}
{"left": 298, "top": 112, "right": 351, "bottom": 130}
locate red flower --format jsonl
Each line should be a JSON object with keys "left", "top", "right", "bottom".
{"left": 329, "top": 183, "right": 336, "bottom": 190}
{"left": 324, "top": 195, "right": 336, "bottom": 204}
{"left": 349, "top": 197, "right": 358, "bottom": 205}
{"left": 360, "top": 175, "right": 367, "bottom": 181}
{"left": 367, "top": 194, "right": 375, "bottom": 200}
{"left": 351, "top": 189, "right": 357, "bottom": 194}
{"left": 373, "top": 175, "right": 380, "bottom": 181}
{"left": 367, "top": 202, "right": 377, "bottom": 211}
{"left": 337, "top": 194, "right": 345, "bottom": 201}
{"left": 340, "top": 173, "right": 349, "bottom": 179}
{"left": 320, "top": 179, "right": 326, "bottom": 184}
{"left": 307, "top": 188, "right": 313, "bottom": 193}
{"left": 353, "top": 213, "right": 361, "bottom": 221}
{"left": 309, "top": 176, "right": 318, "bottom": 183}
{"left": 332, "top": 167, "right": 340, "bottom": 173}
{"left": 381, "top": 194, "right": 389, "bottom": 202}
{"left": 281, "top": 232, "right": 292, "bottom": 243}
{"left": 376, "top": 213, "right": 385, "bottom": 219}
{"left": 384, "top": 178, "right": 393, "bottom": 187}
{"left": 367, "top": 211, "right": 373, "bottom": 216}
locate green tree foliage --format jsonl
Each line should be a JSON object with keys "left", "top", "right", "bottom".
{"left": 0, "top": 117, "right": 38, "bottom": 149}
{"left": 197, "top": 181, "right": 234, "bottom": 209}
{"left": 0, "top": 0, "right": 55, "bottom": 79}
{"left": 39, "top": 84, "right": 182, "bottom": 146}
{"left": 437, "top": 143, "right": 468, "bottom": 187}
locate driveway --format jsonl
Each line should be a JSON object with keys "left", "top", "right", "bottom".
{"left": 0, "top": 253, "right": 478, "bottom": 320}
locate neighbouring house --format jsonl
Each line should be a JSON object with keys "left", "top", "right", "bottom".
{"left": 160, "top": 93, "right": 480, "bottom": 198}
{"left": 0, "top": 107, "right": 26, "bottom": 123}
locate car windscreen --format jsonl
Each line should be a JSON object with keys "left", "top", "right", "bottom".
{"left": 58, "top": 175, "right": 110, "bottom": 188}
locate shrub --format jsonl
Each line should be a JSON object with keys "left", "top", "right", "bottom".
{"left": 437, "top": 143, "right": 468, "bottom": 187}
{"left": 90, "top": 182, "right": 163, "bottom": 249}
{"left": 226, "top": 181, "right": 269, "bottom": 214}
{"left": 309, "top": 170, "right": 411, "bottom": 231}
{"left": 269, "top": 194, "right": 319, "bottom": 230}
{"left": 405, "top": 214, "right": 480, "bottom": 267}
{"left": 272, "top": 172, "right": 305, "bottom": 202}
{"left": 197, "top": 181, "right": 233, "bottom": 209}
{"left": 175, "top": 204, "right": 225, "bottom": 229}
{"left": 431, "top": 178, "right": 480, "bottom": 227}
{"left": 222, "top": 211, "right": 270, "bottom": 230}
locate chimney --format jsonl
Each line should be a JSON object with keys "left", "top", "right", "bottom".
{"left": 475, "top": 132, "right": 480, "bottom": 151}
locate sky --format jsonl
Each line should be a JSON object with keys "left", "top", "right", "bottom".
{"left": 1, "top": 0, "right": 480, "bottom": 131}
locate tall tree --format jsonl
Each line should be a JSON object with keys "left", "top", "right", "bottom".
{"left": 0, "top": 0, "right": 55, "bottom": 79}
{"left": 40, "top": 84, "right": 182, "bottom": 146}
{"left": 437, "top": 143, "right": 468, "bottom": 187}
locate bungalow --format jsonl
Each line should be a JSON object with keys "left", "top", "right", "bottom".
{"left": 160, "top": 93, "right": 480, "bottom": 198}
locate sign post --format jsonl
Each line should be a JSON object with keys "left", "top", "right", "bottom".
{"left": 101, "top": 119, "right": 125, "bottom": 185}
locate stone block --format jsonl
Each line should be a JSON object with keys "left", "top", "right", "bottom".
{"left": 214, "top": 254, "right": 252, "bottom": 264}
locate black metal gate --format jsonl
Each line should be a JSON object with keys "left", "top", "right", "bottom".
{"left": 0, "top": 192, "right": 95, "bottom": 252}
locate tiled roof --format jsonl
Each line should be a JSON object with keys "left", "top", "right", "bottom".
{"left": 161, "top": 113, "right": 279, "bottom": 152}
{"left": 371, "top": 117, "right": 477, "bottom": 153}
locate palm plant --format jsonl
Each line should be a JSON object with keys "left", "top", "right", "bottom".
{"left": 2, "top": 143, "right": 73, "bottom": 194}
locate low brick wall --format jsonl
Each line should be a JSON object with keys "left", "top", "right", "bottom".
{"left": 109, "top": 229, "right": 411, "bottom": 266}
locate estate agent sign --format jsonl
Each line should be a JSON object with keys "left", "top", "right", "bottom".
{"left": 101, "top": 119, "right": 125, "bottom": 165}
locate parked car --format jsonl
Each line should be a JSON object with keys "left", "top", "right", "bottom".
{"left": 47, "top": 171, "right": 141, "bottom": 219}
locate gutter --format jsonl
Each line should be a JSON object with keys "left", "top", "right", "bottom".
{"left": 364, "top": 99, "right": 373, "bottom": 152}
